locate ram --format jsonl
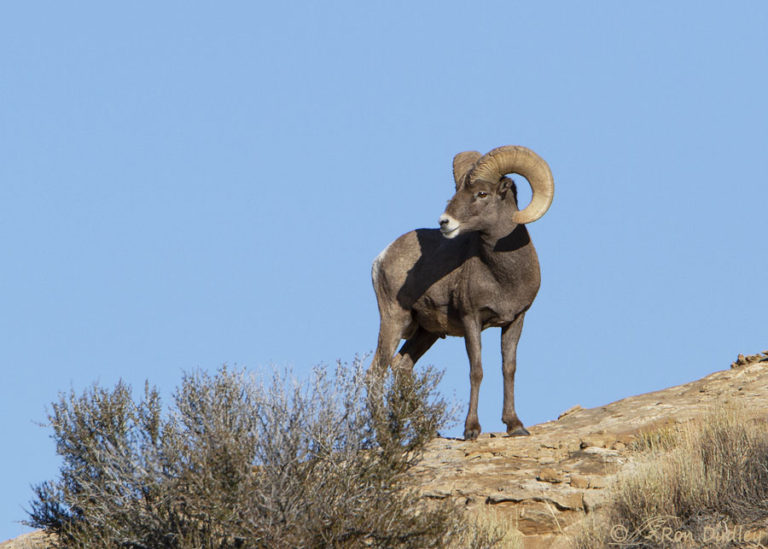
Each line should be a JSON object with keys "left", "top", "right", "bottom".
{"left": 370, "top": 146, "right": 554, "bottom": 440}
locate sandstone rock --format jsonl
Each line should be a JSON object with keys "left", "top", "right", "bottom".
{"left": 411, "top": 358, "right": 768, "bottom": 548}
{"left": 557, "top": 404, "right": 583, "bottom": 419}
{"left": 0, "top": 531, "right": 53, "bottom": 549}
{"left": 582, "top": 490, "right": 609, "bottom": 513}
{"left": 587, "top": 475, "right": 609, "bottom": 489}
{"left": 731, "top": 350, "right": 768, "bottom": 368}
{"left": 537, "top": 467, "right": 563, "bottom": 483}
{"left": 580, "top": 432, "right": 616, "bottom": 449}
{"left": 569, "top": 474, "right": 589, "bottom": 489}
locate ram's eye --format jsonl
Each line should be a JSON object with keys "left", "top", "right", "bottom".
{"left": 476, "top": 191, "right": 488, "bottom": 199}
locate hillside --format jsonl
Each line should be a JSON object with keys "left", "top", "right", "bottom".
{"left": 3, "top": 351, "right": 767, "bottom": 549}
{"left": 410, "top": 351, "right": 768, "bottom": 548}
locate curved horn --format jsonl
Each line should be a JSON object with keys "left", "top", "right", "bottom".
{"left": 452, "top": 151, "right": 482, "bottom": 190}
{"left": 470, "top": 145, "right": 554, "bottom": 224}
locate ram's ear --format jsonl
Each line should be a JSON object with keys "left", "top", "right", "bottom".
{"left": 453, "top": 151, "right": 482, "bottom": 190}
{"left": 499, "top": 176, "right": 518, "bottom": 202}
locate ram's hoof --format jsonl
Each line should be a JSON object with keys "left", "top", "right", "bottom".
{"left": 463, "top": 424, "right": 481, "bottom": 441}
{"left": 507, "top": 426, "right": 530, "bottom": 437}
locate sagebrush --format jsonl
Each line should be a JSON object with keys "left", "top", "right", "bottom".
{"left": 27, "top": 358, "right": 500, "bottom": 548}
{"left": 575, "top": 403, "right": 768, "bottom": 548}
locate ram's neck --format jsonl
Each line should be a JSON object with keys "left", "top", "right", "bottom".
{"left": 479, "top": 225, "right": 537, "bottom": 283}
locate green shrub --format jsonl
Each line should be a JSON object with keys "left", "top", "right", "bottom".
{"left": 27, "top": 358, "right": 495, "bottom": 548}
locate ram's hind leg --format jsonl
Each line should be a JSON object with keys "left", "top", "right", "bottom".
{"left": 370, "top": 306, "right": 412, "bottom": 377}
{"left": 391, "top": 327, "right": 439, "bottom": 374}
{"left": 370, "top": 325, "right": 402, "bottom": 377}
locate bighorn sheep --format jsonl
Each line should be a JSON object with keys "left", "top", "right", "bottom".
{"left": 370, "top": 146, "right": 554, "bottom": 440}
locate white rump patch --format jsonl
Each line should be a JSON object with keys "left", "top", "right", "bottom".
{"left": 372, "top": 242, "right": 393, "bottom": 286}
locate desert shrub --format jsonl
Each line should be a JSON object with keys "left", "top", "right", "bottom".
{"left": 629, "top": 422, "right": 682, "bottom": 453}
{"left": 576, "top": 404, "right": 768, "bottom": 548}
{"left": 27, "top": 358, "right": 498, "bottom": 548}
{"left": 452, "top": 509, "right": 523, "bottom": 549}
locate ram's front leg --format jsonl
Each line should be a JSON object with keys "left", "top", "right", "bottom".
{"left": 462, "top": 317, "right": 483, "bottom": 440}
{"left": 501, "top": 313, "right": 530, "bottom": 436}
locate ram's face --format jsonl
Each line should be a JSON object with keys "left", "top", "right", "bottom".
{"left": 439, "top": 179, "right": 507, "bottom": 239}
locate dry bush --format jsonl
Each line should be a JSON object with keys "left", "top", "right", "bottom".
{"left": 575, "top": 403, "right": 768, "bottom": 548}
{"left": 629, "top": 422, "right": 683, "bottom": 453}
{"left": 449, "top": 509, "right": 523, "bottom": 549}
{"left": 27, "top": 358, "right": 500, "bottom": 548}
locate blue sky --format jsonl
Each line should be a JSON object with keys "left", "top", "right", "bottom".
{"left": 2, "top": 1, "right": 767, "bottom": 540}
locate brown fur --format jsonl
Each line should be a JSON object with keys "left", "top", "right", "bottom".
{"left": 371, "top": 151, "right": 548, "bottom": 440}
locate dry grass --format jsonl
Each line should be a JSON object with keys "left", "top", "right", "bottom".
{"left": 449, "top": 508, "right": 524, "bottom": 549}
{"left": 629, "top": 421, "right": 684, "bottom": 453}
{"left": 575, "top": 402, "right": 768, "bottom": 548}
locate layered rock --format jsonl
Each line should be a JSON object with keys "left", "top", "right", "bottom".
{"left": 410, "top": 352, "right": 768, "bottom": 549}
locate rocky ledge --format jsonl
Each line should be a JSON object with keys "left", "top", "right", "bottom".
{"left": 410, "top": 351, "right": 768, "bottom": 549}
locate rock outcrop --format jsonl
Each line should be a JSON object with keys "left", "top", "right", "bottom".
{"left": 0, "top": 531, "right": 53, "bottom": 549}
{"left": 410, "top": 351, "right": 768, "bottom": 548}
{"left": 4, "top": 352, "right": 767, "bottom": 549}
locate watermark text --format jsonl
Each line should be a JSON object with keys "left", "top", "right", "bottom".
{"left": 608, "top": 517, "right": 766, "bottom": 547}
